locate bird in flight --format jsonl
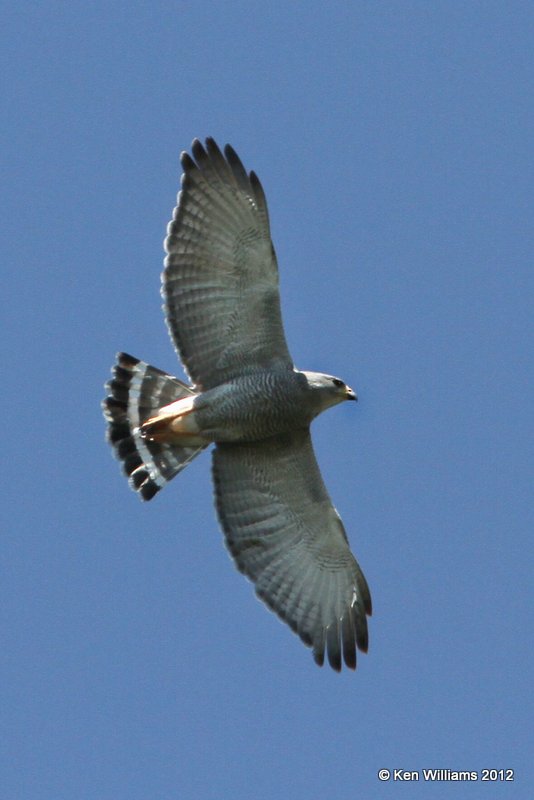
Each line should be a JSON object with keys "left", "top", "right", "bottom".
{"left": 103, "top": 138, "right": 371, "bottom": 671}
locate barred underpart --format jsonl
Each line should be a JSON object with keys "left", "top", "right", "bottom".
{"left": 102, "top": 352, "right": 206, "bottom": 500}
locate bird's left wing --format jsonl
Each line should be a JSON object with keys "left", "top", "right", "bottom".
{"left": 212, "top": 429, "right": 371, "bottom": 671}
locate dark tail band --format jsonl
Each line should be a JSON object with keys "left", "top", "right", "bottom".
{"left": 102, "top": 352, "right": 206, "bottom": 500}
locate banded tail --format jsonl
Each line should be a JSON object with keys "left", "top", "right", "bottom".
{"left": 102, "top": 352, "right": 207, "bottom": 500}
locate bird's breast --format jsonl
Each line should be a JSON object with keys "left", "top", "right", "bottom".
{"left": 194, "top": 371, "right": 308, "bottom": 443}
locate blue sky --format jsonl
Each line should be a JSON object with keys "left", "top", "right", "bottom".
{"left": 2, "top": 2, "right": 532, "bottom": 797}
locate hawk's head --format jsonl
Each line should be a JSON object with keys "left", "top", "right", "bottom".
{"left": 299, "top": 370, "right": 357, "bottom": 417}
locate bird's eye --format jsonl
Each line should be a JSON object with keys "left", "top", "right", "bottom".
{"left": 332, "top": 378, "right": 344, "bottom": 388}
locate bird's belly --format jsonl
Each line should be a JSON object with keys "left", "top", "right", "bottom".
{"left": 195, "top": 375, "right": 306, "bottom": 443}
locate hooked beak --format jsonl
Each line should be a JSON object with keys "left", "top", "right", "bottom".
{"left": 346, "top": 386, "right": 358, "bottom": 402}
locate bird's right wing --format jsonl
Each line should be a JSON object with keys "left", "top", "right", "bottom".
{"left": 212, "top": 429, "right": 371, "bottom": 671}
{"left": 163, "top": 138, "right": 293, "bottom": 390}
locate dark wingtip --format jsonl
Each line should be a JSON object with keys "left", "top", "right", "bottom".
{"left": 328, "top": 654, "right": 342, "bottom": 673}
{"left": 180, "top": 151, "right": 196, "bottom": 172}
{"left": 191, "top": 138, "right": 207, "bottom": 162}
{"left": 326, "top": 622, "right": 342, "bottom": 671}
{"left": 249, "top": 171, "right": 265, "bottom": 195}
{"left": 356, "top": 623, "right": 369, "bottom": 654}
{"left": 224, "top": 142, "right": 238, "bottom": 160}
{"left": 205, "top": 137, "right": 222, "bottom": 156}
{"left": 224, "top": 143, "right": 245, "bottom": 171}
